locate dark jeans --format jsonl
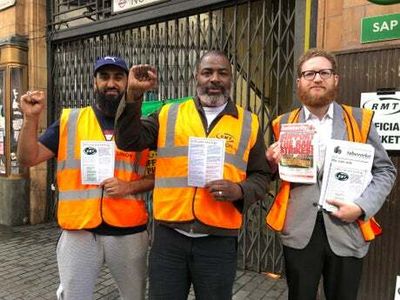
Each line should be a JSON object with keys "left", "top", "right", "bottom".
{"left": 149, "top": 224, "right": 237, "bottom": 300}
{"left": 283, "top": 213, "right": 363, "bottom": 300}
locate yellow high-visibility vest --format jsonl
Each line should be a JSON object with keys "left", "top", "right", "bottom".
{"left": 153, "top": 100, "right": 259, "bottom": 229}
{"left": 57, "top": 107, "right": 149, "bottom": 230}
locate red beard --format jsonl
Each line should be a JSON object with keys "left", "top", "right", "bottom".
{"left": 297, "top": 85, "right": 338, "bottom": 108}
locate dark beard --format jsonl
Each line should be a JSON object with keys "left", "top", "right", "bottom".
{"left": 95, "top": 90, "right": 123, "bottom": 117}
{"left": 297, "top": 85, "right": 338, "bottom": 108}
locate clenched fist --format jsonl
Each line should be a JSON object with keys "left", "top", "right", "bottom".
{"left": 20, "top": 90, "right": 45, "bottom": 119}
{"left": 126, "top": 65, "right": 158, "bottom": 103}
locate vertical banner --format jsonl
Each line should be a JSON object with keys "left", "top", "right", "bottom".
{"left": 395, "top": 275, "right": 400, "bottom": 300}
{"left": 0, "top": 0, "right": 15, "bottom": 11}
{"left": 360, "top": 92, "right": 400, "bottom": 151}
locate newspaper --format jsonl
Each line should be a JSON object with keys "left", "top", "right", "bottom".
{"left": 278, "top": 123, "right": 317, "bottom": 183}
{"left": 187, "top": 137, "right": 225, "bottom": 187}
{"left": 80, "top": 141, "right": 115, "bottom": 185}
{"left": 319, "top": 139, "right": 374, "bottom": 212}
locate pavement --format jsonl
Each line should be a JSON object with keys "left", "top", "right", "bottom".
{"left": 0, "top": 222, "right": 288, "bottom": 300}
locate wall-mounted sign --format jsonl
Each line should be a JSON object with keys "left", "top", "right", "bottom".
{"left": 361, "top": 13, "right": 400, "bottom": 43}
{"left": 360, "top": 92, "right": 400, "bottom": 150}
{"left": 113, "top": 0, "right": 167, "bottom": 13}
{"left": 0, "top": 0, "right": 15, "bottom": 11}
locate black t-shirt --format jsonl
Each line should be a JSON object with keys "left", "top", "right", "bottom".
{"left": 39, "top": 105, "right": 146, "bottom": 235}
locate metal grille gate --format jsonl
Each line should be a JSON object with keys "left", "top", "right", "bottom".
{"left": 48, "top": 0, "right": 296, "bottom": 274}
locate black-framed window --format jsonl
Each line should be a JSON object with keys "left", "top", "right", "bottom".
{"left": 10, "top": 67, "right": 24, "bottom": 175}
{"left": 0, "top": 65, "right": 27, "bottom": 176}
{"left": 0, "top": 69, "right": 5, "bottom": 174}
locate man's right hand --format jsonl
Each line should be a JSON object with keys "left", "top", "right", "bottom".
{"left": 20, "top": 90, "right": 45, "bottom": 118}
{"left": 17, "top": 90, "right": 55, "bottom": 167}
{"left": 127, "top": 65, "right": 157, "bottom": 103}
{"left": 266, "top": 141, "right": 281, "bottom": 173}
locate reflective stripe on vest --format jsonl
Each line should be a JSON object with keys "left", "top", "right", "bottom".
{"left": 266, "top": 109, "right": 300, "bottom": 231}
{"left": 266, "top": 105, "right": 380, "bottom": 241}
{"left": 153, "top": 100, "right": 259, "bottom": 229}
{"left": 57, "top": 107, "right": 148, "bottom": 230}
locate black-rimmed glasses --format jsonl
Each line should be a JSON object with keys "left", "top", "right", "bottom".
{"left": 300, "top": 69, "right": 335, "bottom": 81}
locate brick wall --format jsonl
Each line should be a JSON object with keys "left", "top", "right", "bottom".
{"left": 317, "top": 0, "right": 400, "bottom": 51}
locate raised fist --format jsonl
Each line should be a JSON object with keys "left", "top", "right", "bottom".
{"left": 127, "top": 65, "right": 158, "bottom": 102}
{"left": 20, "top": 90, "right": 45, "bottom": 118}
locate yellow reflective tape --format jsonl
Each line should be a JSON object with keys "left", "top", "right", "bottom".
{"left": 304, "top": 0, "right": 312, "bottom": 51}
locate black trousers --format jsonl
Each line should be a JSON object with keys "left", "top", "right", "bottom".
{"left": 149, "top": 224, "right": 237, "bottom": 300}
{"left": 283, "top": 213, "right": 363, "bottom": 300}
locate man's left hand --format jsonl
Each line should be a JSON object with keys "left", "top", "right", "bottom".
{"left": 127, "top": 65, "right": 157, "bottom": 102}
{"left": 205, "top": 179, "right": 243, "bottom": 202}
{"left": 327, "top": 199, "right": 363, "bottom": 223}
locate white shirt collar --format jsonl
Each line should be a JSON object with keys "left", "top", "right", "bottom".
{"left": 304, "top": 103, "right": 334, "bottom": 121}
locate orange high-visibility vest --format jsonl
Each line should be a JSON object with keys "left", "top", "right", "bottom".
{"left": 266, "top": 105, "right": 381, "bottom": 241}
{"left": 57, "top": 107, "right": 149, "bottom": 230}
{"left": 153, "top": 99, "right": 259, "bottom": 229}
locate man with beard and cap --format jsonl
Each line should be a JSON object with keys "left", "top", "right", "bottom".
{"left": 17, "top": 56, "right": 153, "bottom": 300}
{"left": 265, "top": 48, "right": 396, "bottom": 300}
{"left": 114, "top": 50, "right": 271, "bottom": 300}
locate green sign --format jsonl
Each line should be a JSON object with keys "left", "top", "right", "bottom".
{"left": 361, "top": 13, "right": 400, "bottom": 43}
{"left": 367, "top": 0, "right": 400, "bottom": 5}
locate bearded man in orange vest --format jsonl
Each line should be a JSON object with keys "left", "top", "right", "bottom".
{"left": 265, "top": 48, "right": 396, "bottom": 300}
{"left": 115, "top": 50, "right": 272, "bottom": 299}
{"left": 17, "top": 56, "right": 153, "bottom": 300}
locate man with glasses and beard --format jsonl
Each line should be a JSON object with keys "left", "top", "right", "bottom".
{"left": 265, "top": 48, "right": 396, "bottom": 300}
{"left": 17, "top": 56, "right": 153, "bottom": 300}
{"left": 114, "top": 50, "right": 271, "bottom": 300}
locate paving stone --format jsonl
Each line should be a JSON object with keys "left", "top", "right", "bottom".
{"left": 233, "top": 290, "right": 251, "bottom": 299}
{"left": 0, "top": 222, "right": 287, "bottom": 299}
{"left": 248, "top": 289, "right": 268, "bottom": 300}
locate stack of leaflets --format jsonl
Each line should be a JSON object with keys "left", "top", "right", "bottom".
{"left": 277, "top": 123, "right": 375, "bottom": 212}
{"left": 318, "top": 139, "right": 374, "bottom": 212}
